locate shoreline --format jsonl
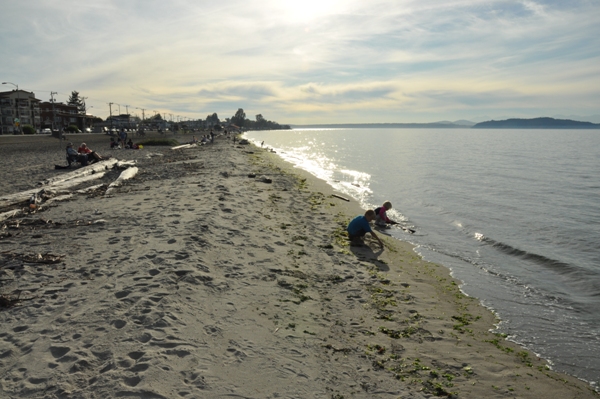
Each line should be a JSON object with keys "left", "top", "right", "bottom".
{"left": 0, "top": 134, "right": 597, "bottom": 398}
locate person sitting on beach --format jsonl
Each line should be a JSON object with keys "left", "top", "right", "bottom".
{"left": 374, "top": 201, "right": 399, "bottom": 227}
{"left": 126, "top": 139, "right": 134, "bottom": 149}
{"left": 66, "top": 142, "right": 88, "bottom": 166}
{"left": 110, "top": 137, "right": 119, "bottom": 149}
{"left": 78, "top": 143, "right": 103, "bottom": 163}
{"left": 347, "top": 209, "right": 384, "bottom": 247}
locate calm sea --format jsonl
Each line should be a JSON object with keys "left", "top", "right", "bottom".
{"left": 243, "top": 128, "right": 600, "bottom": 388}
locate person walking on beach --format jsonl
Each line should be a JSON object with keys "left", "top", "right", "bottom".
{"left": 119, "top": 128, "right": 127, "bottom": 148}
{"left": 347, "top": 210, "right": 384, "bottom": 247}
{"left": 375, "top": 201, "right": 399, "bottom": 227}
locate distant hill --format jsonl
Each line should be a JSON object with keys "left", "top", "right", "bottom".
{"left": 290, "top": 122, "right": 471, "bottom": 129}
{"left": 472, "top": 117, "right": 600, "bottom": 129}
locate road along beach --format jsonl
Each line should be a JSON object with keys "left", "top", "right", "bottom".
{"left": 0, "top": 133, "right": 597, "bottom": 398}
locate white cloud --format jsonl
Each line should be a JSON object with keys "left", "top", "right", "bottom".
{"left": 1, "top": 0, "right": 599, "bottom": 123}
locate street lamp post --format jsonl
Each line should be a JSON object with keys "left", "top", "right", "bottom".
{"left": 2, "top": 82, "right": 22, "bottom": 134}
{"left": 86, "top": 106, "right": 94, "bottom": 130}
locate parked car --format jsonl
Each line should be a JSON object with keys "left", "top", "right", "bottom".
{"left": 84, "top": 128, "right": 92, "bottom": 133}
{"left": 41, "top": 128, "right": 52, "bottom": 134}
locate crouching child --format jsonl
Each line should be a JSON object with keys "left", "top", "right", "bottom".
{"left": 347, "top": 209, "right": 384, "bottom": 248}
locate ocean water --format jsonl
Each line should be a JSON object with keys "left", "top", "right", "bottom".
{"left": 243, "top": 128, "right": 600, "bottom": 388}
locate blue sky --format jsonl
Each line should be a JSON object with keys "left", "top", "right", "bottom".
{"left": 1, "top": 0, "right": 599, "bottom": 124}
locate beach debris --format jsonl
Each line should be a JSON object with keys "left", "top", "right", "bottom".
{"left": 76, "top": 184, "right": 105, "bottom": 194}
{"left": 115, "top": 160, "right": 137, "bottom": 169}
{"left": 171, "top": 143, "right": 197, "bottom": 150}
{"left": 0, "top": 209, "right": 23, "bottom": 223}
{"left": 400, "top": 225, "right": 416, "bottom": 234}
{"left": 105, "top": 167, "right": 139, "bottom": 195}
{"left": 1, "top": 218, "right": 58, "bottom": 240}
{"left": 323, "top": 344, "right": 352, "bottom": 354}
{"left": 1, "top": 251, "right": 64, "bottom": 264}
{"left": 238, "top": 139, "right": 250, "bottom": 145}
{"left": 332, "top": 194, "right": 350, "bottom": 202}
{"left": 0, "top": 292, "right": 22, "bottom": 309}
{"left": 220, "top": 171, "right": 230, "bottom": 178}
{"left": 258, "top": 175, "right": 272, "bottom": 184}
{"left": 247, "top": 173, "right": 257, "bottom": 178}
{"left": 41, "top": 159, "right": 118, "bottom": 187}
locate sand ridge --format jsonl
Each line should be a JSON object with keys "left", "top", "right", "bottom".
{"left": 0, "top": 133, "right": 597, "bottom": 398}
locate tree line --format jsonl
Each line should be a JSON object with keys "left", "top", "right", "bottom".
{"left": 67, "top": 92, "right": 290, "bottom": 130}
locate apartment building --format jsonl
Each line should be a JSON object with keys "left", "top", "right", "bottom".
{"left": 0, "top": 89, "right": 41, "bottom": 134}
{"left": 39, "top": 101, "right": 81, "bottom": 131}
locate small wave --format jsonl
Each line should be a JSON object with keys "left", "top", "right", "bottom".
{"left": 475, "top": 233, "right": 600, "bottom": 295}
{"left": 479, "top": 234, "right": 576, "bottom": 272}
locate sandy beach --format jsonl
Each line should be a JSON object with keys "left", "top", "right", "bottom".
{"left": 0, "top": 132, "right": 597, "bottom": 398}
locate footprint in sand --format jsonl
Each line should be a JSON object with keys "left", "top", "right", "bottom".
{"left": 112, "top": 320, "right": 127, "bottom": 329}
{"left": 127, "top": 351, "right": 145, "bottom": 361}
{"left": 49, "top": 346, "right": 71, "bottom": 359}
{"left": 123, "top": 375, "right": 141, "bottom": 387}
{"left": 114, "top": 290, "right": 131, "bottom": 299}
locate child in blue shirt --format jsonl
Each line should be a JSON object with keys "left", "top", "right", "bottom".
{"left": 347, "top": 209, "right": 384, "bottom": 247}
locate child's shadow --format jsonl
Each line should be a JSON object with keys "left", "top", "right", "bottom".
{"left": 349, "top": 242, "right": 388, "bottom": 271}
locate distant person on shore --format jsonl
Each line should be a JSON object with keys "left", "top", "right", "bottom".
{"left": 78, "top": 143, "right": 103, "bottom": 162}
{"left": 110, "top": 137, "right": 119, "bottom": 149}
{"left": 347, "top": 210, "right": 384, "bottom": 247}
{"left": 119, "top": 128, "right": 127, "bottom": 147}
{"left": 374, "top": 201, "right": 399, "bottom": 227}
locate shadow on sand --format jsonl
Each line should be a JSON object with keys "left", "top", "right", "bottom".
{"left": 349, "top": 241, "right": 387, "bottom": 271}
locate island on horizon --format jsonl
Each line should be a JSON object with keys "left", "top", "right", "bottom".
{"left": 291, "top": 117, "right": 600, "bottom": 129}
{"left": 472, "top": 117, "right": 600, "bottom": 129}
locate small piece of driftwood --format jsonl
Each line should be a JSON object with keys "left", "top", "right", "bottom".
{"left": 332, "top": 194, "right": 350, "bottom": 202}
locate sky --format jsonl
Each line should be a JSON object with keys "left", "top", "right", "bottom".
{"left": 1, "top": 0, "right": 599, "bottom": 125}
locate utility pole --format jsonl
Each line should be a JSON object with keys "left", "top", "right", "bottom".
{"left": 50, "top": 91, "right": 57, "bottom": 132}
{"left": 124, "top": 105, "right": 129, "bottom": 129}
{"left": 137, "top": 108, "right": 146, "bottom": 130}
{"left": 81, "top": 96, "right": 88, "bottom": 131}
{"left": 50, "top": 91, "right": 61, "bottom": 148}
{"left": 108, "top": 102, "right": 113, "bottom": 130}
